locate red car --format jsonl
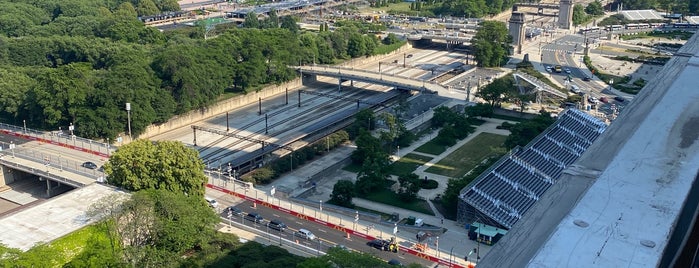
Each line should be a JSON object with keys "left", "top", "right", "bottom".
{"left": 599, "top": 97, "right": 608, "bottom": 103}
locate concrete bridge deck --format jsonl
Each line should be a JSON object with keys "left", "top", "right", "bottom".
{"left": 297, "top": 65, "right": 469, "bottom": 100}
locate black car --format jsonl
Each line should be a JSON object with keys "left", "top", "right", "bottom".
{"left": 582, "top": 76, "right": 592, "bottom": 81}
{"left": 388, "top": 259, "right": 403, "bottom": 266}
{"left": 225, "top": 206, "right": 243, "bottom": 216}
{"left": 367, "top": 239, "right": 390, "bottom": 251}
{"left": 614, "top": 96, "right": 626, "bottom": 102}
{"left": 245, "top": 212, "right": 264, "bottom": 223}
{"left": 267, "top": 220, "right": 287, "bottom": 231}
{"left": 82, "top": 161, "right": 98, "bottom": 169}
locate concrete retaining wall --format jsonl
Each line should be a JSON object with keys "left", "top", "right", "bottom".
{"left": 137, "top": 42, "right": 414, "bottom": 141}
{"left": 139, "top": 79, "right": 302, "bottom": 140}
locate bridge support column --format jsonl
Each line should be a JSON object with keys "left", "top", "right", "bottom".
{"left": 508, "top": 12, "right": 526, "bottom": 55}
{"left": 558, "top": 0, "right": 573, "bottom": 30}
{"left": 350, "top": 80, "right": 353, "bottom": 87}
{"left": 0, "top": 165, "right": 16, "bottom": 187}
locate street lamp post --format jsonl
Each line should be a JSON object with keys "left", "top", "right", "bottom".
{"left": 354, "top": 210, "right": 359, "bottom": 231}
{"left": 22, "top": 120, "right": 26, "bottom": 134}
{"left": 125, "top": 103, "right": 132, "bottom": 141}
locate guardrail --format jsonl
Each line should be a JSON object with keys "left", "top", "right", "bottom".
{"left": 0, "top": 123, "right": 113, "bottom": 158}
{"left": 207, "top": 179, "right": 470, "bottom": 268}
{"left": 0, "top": 142, "right": 105, "bottom": 182}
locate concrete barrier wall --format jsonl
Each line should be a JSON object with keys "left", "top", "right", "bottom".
{"left": 136, "top": 42, "right": 414, "bottom": 141}
{"left": 138, "top": 79, "right": 302, "bottom": 140}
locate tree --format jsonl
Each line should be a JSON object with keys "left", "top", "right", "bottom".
{"left": 476, "top": 76, "right": 515, "bottom": 110}
{"left": 136, "top": 0, "right": 160, "bottom": 16}
{"left": 329, "top": 180, "right": 355, "bottom": 207}
{"left": 504, "top": 112, "right": 556, "bottom": 149}
{"left": 382, "top": 33, "right": 400, "bottom": 45}
{"left": 397, "top": 173, "right": 421, "bottom": 202}
{"left": 585, "top": 1, "right": 605, "bottom": 16}
{"left": 471, "top": 21, "right": 511, "bottom": 67}
{"left": 280, "top": 16, "right": 299, "bottom": 34}
{"left": 465, "top": 103, "right": 494, "bottom": 118}
{"left": 86, "top": 190, "right": 220, "bottom": 267}
{"left": 351, "top": 130, "right": 383, "bottom": 165}
{"left": 572, "top": 4, "right": 588, "bottom": 26}
{"left": 104, "top": 139, "right": 207, "bottom": 196}
{"left": 243, "top": 11, "right": 260, "bottom": 28}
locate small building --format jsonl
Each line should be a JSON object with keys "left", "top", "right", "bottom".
{"left": 468, "top": 222, "right": 508, "bottom": 246}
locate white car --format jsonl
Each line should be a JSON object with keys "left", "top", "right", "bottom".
{"left": 295, "top": 228, "right": 316, "bottom": 240}
{"left": 564, "top": 68, "right": 572, "bottom": 74}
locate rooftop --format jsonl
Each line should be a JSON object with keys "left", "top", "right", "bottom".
{"left": 477, "top": 32, "right": 699, "bottom": 268}
{"left": 620, "top": 10, "right": 664, "bottom": 21}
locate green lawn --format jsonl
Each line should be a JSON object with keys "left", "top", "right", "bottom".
{"left": 389, "top": 153, "right": 433, "bottom": 176}
{"left": 361, "top": 2, "right": 413, "bottom": 13}
{"left": 17, "top": 224, "right": 112, "bottom": 267}
{"left": 364, "top": 187, "right": 434, "bottom": 216}
{"left": 425, "top": 133, "right": 507, "bottom": 178}
{"left": 414, "top": 140, "right": 448, "bottom": 155}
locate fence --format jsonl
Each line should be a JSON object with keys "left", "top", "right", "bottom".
{"left": 0, "top": 142, "right": 105, "bottom": 182}
{"left": 0, "top": 123, "right": 112, "bottom": 157}
{"left": 206, "top": 175, "right": 469, "bottom": 268}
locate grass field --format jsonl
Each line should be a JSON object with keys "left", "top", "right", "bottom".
{"left": 389, "top": 153, "right": 433, "bottom": 176}
{"left": 425, "top": 132, "right": 507, "bottom": 178}
{"left": 414, "top": 139, "right": 448, "bottom": 155}
{"left": 364, "top": 187, "right": 434, "bottom": 215}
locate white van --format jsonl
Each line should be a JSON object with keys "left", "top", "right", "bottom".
{"left": 205, "top": 197, "right": 218, "bottom": 209}
{"left": 295, "top": 228, "right": 316, "bottom": 240}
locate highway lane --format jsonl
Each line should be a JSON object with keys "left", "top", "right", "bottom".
{"left": 213, "top": 197, "right": 435, "bottom": 266}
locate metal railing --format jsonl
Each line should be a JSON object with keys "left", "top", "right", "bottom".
{"left": 0, "top": 123, "right": 115, "bottom": 157}
{"left": 0, "top": 142, "right": 105, "bottom": 181}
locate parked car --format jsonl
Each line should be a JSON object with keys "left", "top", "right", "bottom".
{"left": 367, "top": 239, "right": 390, "bottom": 251}
{"left": 82, "top": 161, "right": 98, "bottom": 169}
{"left": 614, "top": 96, "right": 626, "bottom": 102}
{"left": 267, "top": 220, "right": 287, "bottom": 231}
{"left": 599, "top": 97, "right": 609, "bottom": 103}
{"left": 225, "top": 206, "right": 243, "bottom": 216}
{"left": 245, "top": 212, "right": 264, "bottom": 223}
{"left": 295, "top": 228, "right": 316, "bottom": 240}
{"left": 582, "top": 75, "right": 592, "bottom": 81}
{"left": 564, "top": 67, "right": 572, "bottom": 74}
{"left": 388, "top": 259, "right": 403, "bottom": 266}
{"left": 205, "top": 197, "right": 219, "bottom": 209}
{"left": 406, "top": 54, "right": 413, "bottom": 58}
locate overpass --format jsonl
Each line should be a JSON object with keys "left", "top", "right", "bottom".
{"left": 512, "top": 71, "right": 568, "bottom": 98}
{"left": 296, "top": 65, "right": 453, "bottom": 95}
{"left": 406, "top": 33, "right": 473, "bottom": 44}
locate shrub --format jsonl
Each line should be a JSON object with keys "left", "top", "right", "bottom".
{"left": 420, "top": 179, "right": 439, "bottom": 189}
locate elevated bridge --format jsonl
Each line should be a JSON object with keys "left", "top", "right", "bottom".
{"left": 512, "top": 72, "right": 568, "bottom": 98}
{"left": 296, "top": 65, "right": 450, "bottom": 94}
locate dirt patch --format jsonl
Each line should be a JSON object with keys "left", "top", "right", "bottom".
{"left": 680, "top": 116, "right": 699, "bottom": 149}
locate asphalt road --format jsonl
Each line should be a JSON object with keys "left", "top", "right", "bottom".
{"left": 217, "top": 199, "right": 436, "bottom": 267}
{"left": 540, "top": 34, "right": 629, "bottom": 113}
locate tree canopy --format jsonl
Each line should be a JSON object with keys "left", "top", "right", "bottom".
{"left": 471, "top": 21, "right": 512, "bottom": 67}
{"left": 105, "top": 139, "right": 207, "bottom": 196}
{"left": 0, "top": 0, "right": 406, "bottom": 140}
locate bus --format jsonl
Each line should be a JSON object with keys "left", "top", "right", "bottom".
{"left": 579, "top": 27, "right": 600, "bottom": 34}
{"left": 605, "top": 25, "right": 623, "bottom": 31}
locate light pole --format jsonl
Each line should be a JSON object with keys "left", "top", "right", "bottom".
{"left": 379, "top": 62, "right": 382, "bottom": 80}
{"left": 22, "top": 120, "right": 26, "bottom": 133}
{"left": 354, "top": 210, "right": 359, "bottom": 231}
{"left": 125, "top": 103, "right": 132, "bottom": 141}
